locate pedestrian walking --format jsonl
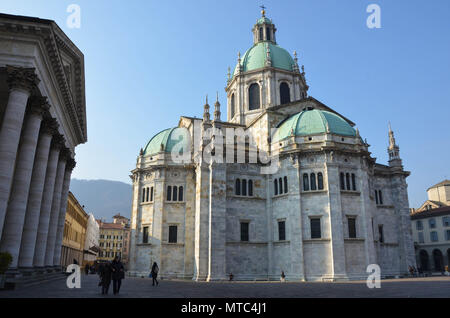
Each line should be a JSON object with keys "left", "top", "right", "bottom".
{"left": 111, "top": 256, "right": 125, "bottom": 295}
{"left": 100, "top": 262, "right": 112, "bottom": 295}
{"left": 280, "top": 271, "right": 286, "bottom": 282}
{"left": 151, "top": 262, "right": 159, "bottom": 286}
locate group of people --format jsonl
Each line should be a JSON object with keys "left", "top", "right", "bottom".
{"left": 98, "top": 256, "right": 125, "bottom": 295}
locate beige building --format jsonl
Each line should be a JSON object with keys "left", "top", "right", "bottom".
{"left": 0, "top": 13, "right": 86, "bottom": 280}
{"left": 98, "top": 215, "right": 130, "bottom": 266}
{"left": 411, "top": 180, "right": 450, "bottom": 272}
{"left": 61, "top": 192, "right": 88, "bottom": 268}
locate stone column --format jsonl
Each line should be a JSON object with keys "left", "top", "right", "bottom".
{"left": 0, "top": 66, "right": 39, "bottom": 239}
{"left": 0, "top": 97, "right": 49, "bottom": 269}
{"left": 44, "top": 148, "right": 69, "bottom": 267}
{"left": 18, "top": 118, "right": 58, "bottom": 270}
{"left": 33, "top": 135, "right": 64, "bottom": 268}
{"left": 53, "top": 158, "right": 75, "bottom": 268}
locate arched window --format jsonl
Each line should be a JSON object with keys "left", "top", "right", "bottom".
{"left": 346, "top": 173, "right": 351, "bottom": 190}
{"left": 303, "top": 173, "right": 309, "bottom": 191}
{"left": 231, "top": 93, "right": 235, "bottom": 118}
{"left": 173, "top": 186, "right": 178, "bottom": 202}
{"left": 248, "top": 180, "right": 253, "bottom": 196}
{"left": 167, "top": 186, "right": 172, "bottom": 201}
{"left": 284, "top": 176, "right": 288, "bottom": 194}
{"left": 178, "top": 186, "right": 183, "bottom": 201}
{"left": 259, "top": 27, "right": 263, "bottom": 41}
{"left": 150, "top": 187, "right": 154, "bottom": 202}
{"left": 242, "top": 179, "right": 247, "bottom": 196}
{"left": 274, "top": 179, "right": 278, "bottom": 196}
{"left": 280, "top": 82, "right": 290, "bottom": 104}
{"left": 340, "top": 173, "right": 345, "bottom": 190}
{"left": 378, "top": 190, "right": 383, "bottom": 205}
{"left": 146, "top": 187, "right": 150, "bottom": 202}
{"left": 318, "top": 173, "right": 324, "bottom": 190}
{"left": 235, "top": 179, "right": 241, "bottom": 195}
{"left": 248, "top": 83, "right": 260, "bottom": 110}
{"left": 266, "top": 27, "right": 271, "bottom": 41}
{"left": 310, "top": 173, "right": 317, "bottom": 191}
{"left": 142, "top": 188, "right": 146, "bottom": 203}
{"left": 278, "top": 177, "right": 283, "bottom": 194}
{"left": 351, "top": 173, "right": 356, "bottom": 191}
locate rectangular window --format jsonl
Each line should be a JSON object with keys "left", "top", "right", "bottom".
{"left": 150, "top": 187, "right": 154, "bottom": 202}
{"left": 310, "top": 218, "right": 321, "bottom": 239}
{"left": 240, "top": 222, "right": 249, "bottom": 242}
{"left": 430, "top": 231, "right": 438, "bottom": 242}
{"left": 429, "top": 218, "right": 436, "bottom": 229}
{"left": 416, "top": 220, "right": 423, "bottom": 231}
{"left": 169, "top": 225, "right": 177, "bottom": 243}
{"left": 446, "top": 230, "right": 450, "bottom": 241}
{"left": 348, "top": 217, "right": 357, "bottom": 238}
{"left": 378, "top": 225, "right": 384, "bottom": 243}
{"left": 143, "top": 226, "right": 149, "bottom": 244}
{"left": 418, "top": 231, "right": 424, "bottom": 243}
{"left": 443, "top": 216, "right": 450, "bottom": 227}
{"left": 278, "top": 221, "right": 286, "bottom": 241}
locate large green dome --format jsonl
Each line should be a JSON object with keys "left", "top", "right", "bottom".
{"left": 233, "top": 42, "right": 295, "bottom": 77}
{"left": 273, "top": 109, "right": 356, "bottom": 142}
{"left": 143, "top": 127, "right": 190, "bottom": 156}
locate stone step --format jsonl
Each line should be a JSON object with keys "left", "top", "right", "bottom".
{"left": 4, "top": 272, "right": 67, "bottom": 290}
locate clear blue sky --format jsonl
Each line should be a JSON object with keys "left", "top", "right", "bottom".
{"left": 1, "top": 0, "right": 449, "bottom": 208}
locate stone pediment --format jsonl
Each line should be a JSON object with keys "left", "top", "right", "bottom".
{"left": 0, "top": 13, "right": 87, "bottom": 145}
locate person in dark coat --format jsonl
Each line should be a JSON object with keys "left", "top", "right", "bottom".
{"left": 111, "top": 256, "right": 125, "bottom": 295}
{"left": 151, "top": 262, "right": 159, "bottom": 286}
{"left": 100, "top": 262, "right": 112, "bottom": 295}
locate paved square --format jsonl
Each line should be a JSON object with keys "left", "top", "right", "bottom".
{"left": 1, "top": 274, "right": 450, "bottom": 298}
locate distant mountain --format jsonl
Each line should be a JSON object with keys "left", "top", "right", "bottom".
{"left": 69, "top": 179, "right": 132, "bottom": 221}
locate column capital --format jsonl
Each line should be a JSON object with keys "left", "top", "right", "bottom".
{"left": 60, "top": 148, "right": 72, "bottom": 162}
{"left": 28, "top": 96, "right": 50, "bottom": 116}
{"left": 41, "top": 118, "right": 59, "bottom": 136}
{"left": 66, "top": 158, "right": 76, "bottom": 171}
{"left": 51, "top": 134, "right": 66, "bottom": 150}
{"left": 6, "top": 65, "right": 40, "bottom": 93}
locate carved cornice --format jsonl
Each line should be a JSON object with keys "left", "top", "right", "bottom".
{"left": 5, "top": 65, "right": 40, "bottom": 93}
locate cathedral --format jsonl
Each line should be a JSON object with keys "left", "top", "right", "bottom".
{"left": 128, "top": 10, "right": 416, "bottom": 281}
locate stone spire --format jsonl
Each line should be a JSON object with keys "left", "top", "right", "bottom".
{"left": 387, "top": 122, "right": 402, "bottom": 166}
{"left": 203, "top": 95, "right": 210, "bottom": 122}
{"left": 214, "top": 92, "right": 221, "bottom": 121}
{"left": 293, "top": 51, "right": 300, "bottom": 73}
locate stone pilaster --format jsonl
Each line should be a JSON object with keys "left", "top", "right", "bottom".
{"left": 193, "top": 162, "right": 210, "bottom": 281}
{"left": 127, "top": 172, "right": 140, "bottom": 274}
{"left": 206, "top": 162, "right": 226, "bottom": 281}
{"left": 44, "top": 148, "right": 68, "bottom": 267}
{"left": 0, "top": 97, "right": 49, "bottom": 269}
{"left": 33, "top": 135, "right": 63, "bottom": 268}
{"left": 18, "top": 118, "right": 58, "bottom": 269}
{"left": 53, "top": 157, "right": 75, "bottom": 267}
{"left": 326, "top": 163, "right": 348, "bottom": 280}
{"left": 0, "top": 66, "right": 39, "bottom": 239}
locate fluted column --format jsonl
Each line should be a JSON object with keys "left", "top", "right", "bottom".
{"left": 0, "top": 66, "right": 39, "bottom": 239}
{"left": 53, "top": 158, "right": 75, "bottom": 267}
{"left": 18, "top": 118, "right": 58, "bottom": 269}
{"left": 0, "top": 97, "right": 49, "bottom": 269}
{"left": 33, "top": 135, "right": 64, "bottom": 268}
{"left": 44, "top": 148, "right": 69, "bottom": 267}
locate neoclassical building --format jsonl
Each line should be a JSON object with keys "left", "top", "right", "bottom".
{"left": 0, "top": 13, "right": 87, "bottom": 280}
{"left": 128, "top": 10, "right": 416, "bottom": 281}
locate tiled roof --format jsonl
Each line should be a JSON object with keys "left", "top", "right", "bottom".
{"left": 427, "top": 180, "right": 450, "bottom": 190}
{"left": 99, "top": 222, "right": 124, "bottom": 230}
{"left": 411, "top": 205, "right": 450, "bottom": 220}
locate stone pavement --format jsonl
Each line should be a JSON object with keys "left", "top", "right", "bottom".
{"left": 1, "top": 274, "right": 449, "bottom": 298}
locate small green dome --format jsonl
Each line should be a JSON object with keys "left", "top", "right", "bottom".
{"left": 273, "top": 109, "right": 356, "bottom": 142}
{"left": 143, "top": 127, "right": 190, "bottom": 156}
{"left": 257, "top": 17, "right": 272, "bottom": 24}
{"left": 233, "top": 42, "right": 295, "bottom": 76}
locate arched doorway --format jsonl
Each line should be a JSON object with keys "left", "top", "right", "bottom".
{"left": 432, "top": 249, "right": 444, "bottom": 272}
{"left": 419, "top": 250, "right": 429, "bottom": 271}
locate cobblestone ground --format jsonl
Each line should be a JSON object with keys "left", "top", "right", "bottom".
{"left": 1, "top": 274, "right": 449, "bottom": 298}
